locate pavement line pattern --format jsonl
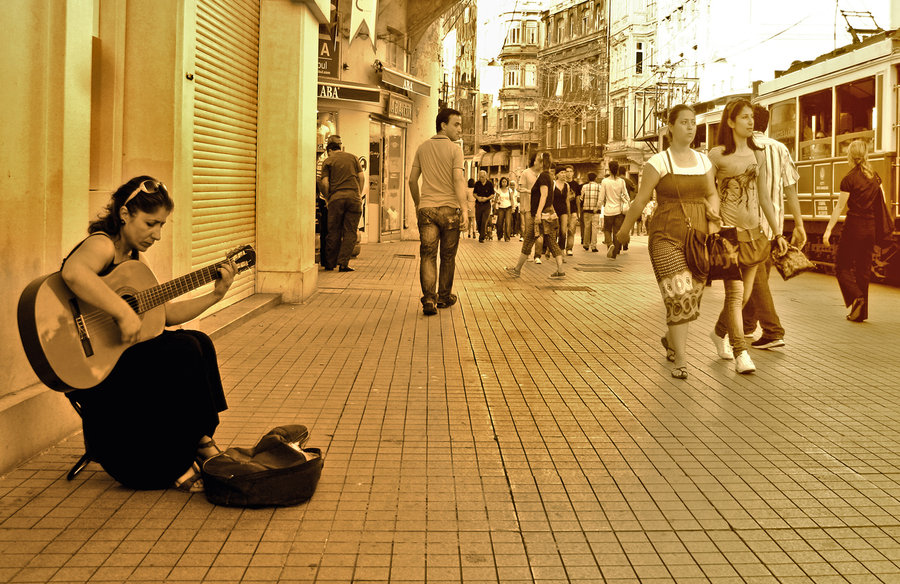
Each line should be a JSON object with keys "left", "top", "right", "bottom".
{"left": 2, "top": 236, "right": 900, "bottom": 583}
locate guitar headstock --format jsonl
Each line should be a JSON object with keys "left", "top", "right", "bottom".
{"left": 226, "top": 245, "right": 257, "bottom": 274}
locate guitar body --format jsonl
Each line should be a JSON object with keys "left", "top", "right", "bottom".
{"left": 17, "top": 261, "right": 166, "bottom": 392}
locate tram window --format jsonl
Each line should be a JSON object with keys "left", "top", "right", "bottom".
{"left": 768, "top": 100, "right": 796, "bottom": 156}
{"left": 707, "top": 122, "right": 720, "bottom": 150}
{"left": 799, "top": 89, "right": 832, "bottom": 160}
{"left": 692, "top": 124, "right": 707, "bottom": 151}
{"left": 836, "top": 76, "right": 876, "bottom": 155}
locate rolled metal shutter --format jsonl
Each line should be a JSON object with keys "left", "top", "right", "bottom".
{"left": 192, "top": 0, "right": 259, "bottom": 306}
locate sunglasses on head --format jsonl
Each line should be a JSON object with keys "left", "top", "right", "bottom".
{"left": 123, "top": 179, "right": 166, "bottom": 207}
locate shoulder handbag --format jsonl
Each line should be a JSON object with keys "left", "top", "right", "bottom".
{"left": 666, "top": 151, "right": 708, "bottom": 280}
{"left": 875, "top": 185, "right": 894, "bottom": 246}
{"left": 706, "top": 227, "right": 741, "bottom": 281}
{"left": 201, "top": 425, "right": 324, "bottom": 507}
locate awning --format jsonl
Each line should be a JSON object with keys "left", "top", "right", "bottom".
{"left": 481, "top": 152, "right": 494, "bottom": 166}
{"left": 380, "top": 66, "right": 431, "bottom": 97}
{"left": 494, "top": 151, "right": 509, "bottom": 167}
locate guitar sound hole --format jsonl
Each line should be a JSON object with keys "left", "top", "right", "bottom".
{"left": 121, "top": 294, "right": 139, "bottom": 313}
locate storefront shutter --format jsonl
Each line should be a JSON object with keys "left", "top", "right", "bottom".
{"left": 192, "top": 0, "right": 260, "bottom": 306}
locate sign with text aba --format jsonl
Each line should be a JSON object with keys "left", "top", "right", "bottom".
{"left": 318, "top": 1, "right": 340, "bottom": 79}
{"left": 317, "top": 82, "right": 380, "bottom": 104}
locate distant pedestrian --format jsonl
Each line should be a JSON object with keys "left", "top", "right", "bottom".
{"left": 320, "top": 135, "right": 364, "bottom": 272}
{"left": 408, "top": 108, "right": 469, "bottom": 315}
{"left": 742, "top": 105, "right": 807, "bottom": 348}
{"left": 563, "top": 165, "right": 581, "bottom": 255}
{"left": 466, "top": 178, "right": 477, "bottom": 238}
{"left": 615, "top": 104, "right": 720, "bottom": 380}
{"left": 517, "top": 152, "right": 544, "bottom": 258}
{"left": 617, "top": 165, "right": 634, "bottom": 248}
{"left": 473, "top": 170, "right": 494, "bottom": 242}
{"left": 580, "top": 173, "right": 602, "bottom": 252}
{"left": 600, "top": 160, "right": 629, "bottom": 254}
{"left": 823, "top": 139, "right": 883, "bottom": 322}
{"left": 493, "top": 177, "right": 515, "bottom": 242}
{"left": 505, "top": 153, "right": 565, "bottom": 278}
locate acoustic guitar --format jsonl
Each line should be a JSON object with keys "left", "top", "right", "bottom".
{"left": 17, "top": 245, "right": 256, "bottom": 392}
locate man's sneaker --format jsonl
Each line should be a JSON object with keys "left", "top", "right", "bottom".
{"left": 591, "top": 248, "right": 599, "bottom": 252}
{"left": 504, "top": 267, "right": 521, "bottom": 278}
{"left": 566, "top": 250, "right": 574, "bottom": 256}
{"left": 710, "top": 331, "right": 734, "bottom": 360}
{"left": 422, "top": 300, "right": 437, "bottom": 315}
{"left": 526, "top": 256, "right": 534, "bottom": 262}
{"left": 549, "top": 271, "right": 566, "bottom": 279}
{"left": 534, "top": 257, "right": 542, "bottom": 264}
{"left": 743, "top": 329, "right": 756, "bottom": 338}
{"left": 751, "top": 337, "right": 785, "bottom": 350}
{"left": 437, "top": 294, "right": 457, "bottom": 309}
{"left": 734, "top": 350, "right": 756, "bottom": 374}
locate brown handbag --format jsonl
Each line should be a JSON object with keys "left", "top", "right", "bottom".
{"left": 666, "top": 151, "right": 709, "bottom": 280}
{"left": 772, "top": 244, "right": 815, "bottom": 280}
{"left": 707, "top": 226, "right": 741, "bottom": 281}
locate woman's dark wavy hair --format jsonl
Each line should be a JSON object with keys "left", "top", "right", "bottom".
{"left": 499, "top": 177, "right": 509, "bottom": 188}
{"left": 88, "top": 175, "right": 174, "bottom": 235}
{"left": 717, "top": 99, "right": 763, "bottom": 155}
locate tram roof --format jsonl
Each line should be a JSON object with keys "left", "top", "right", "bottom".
{"left": 757, "top": 28, "right": 900, "bottom": 97}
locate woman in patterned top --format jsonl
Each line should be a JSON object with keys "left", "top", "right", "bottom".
{"left": 707, "top": 99, "right": 787, "bottom": 374}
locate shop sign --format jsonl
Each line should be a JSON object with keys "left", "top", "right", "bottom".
{"left": 317, "top": 82, "right": 381, "bottom": 104}
{"left": 381, "top": 67, "right": 431, "bottom": 97}
{"left": 318, "top": 1, "right": 340, "bottom": 79}
{"left": 387, "top": 95, "right": 413, "bottom": 123}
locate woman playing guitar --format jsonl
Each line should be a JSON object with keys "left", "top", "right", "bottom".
{"left": 61, "top": 176, "right": 237, "bottom": 493}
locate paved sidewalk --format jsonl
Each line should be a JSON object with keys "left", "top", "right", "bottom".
{"left": 3, "top": 235, "right": 900, "bottom": 584}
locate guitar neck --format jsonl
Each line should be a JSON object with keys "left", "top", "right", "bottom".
{"left": 135, "top": 263, "right": 222, "bottom": 313}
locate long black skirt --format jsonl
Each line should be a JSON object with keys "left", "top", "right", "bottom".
{"left": 69, "top": 330, "right": 228, "bottom": 490}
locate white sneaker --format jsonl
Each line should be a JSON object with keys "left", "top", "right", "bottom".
{"left": 534, "top": 257, "right": 542, "bottom": 264}
{"left": 710, "top": 331, "right": 734, "bottom": 360}
{"left": 566, "top": 250, "right": 573, "bottom": 256}
{"left": 526, "top": 257, "right": 534, "bottom": 262}
{"left": 734, "top": 350, "right": 756, "bottom": 374}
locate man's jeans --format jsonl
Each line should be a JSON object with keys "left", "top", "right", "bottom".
{"left": 417, "top": 206, "right": 462, "bottom": 304}
{"left": 742, "top": 258, "right": 785, "bottom": 338}
{"left": 602, "top": 213, "right": 624, "bottom": 247}
{"left": 324, "top": 197, "right": 363, "bottom": 269}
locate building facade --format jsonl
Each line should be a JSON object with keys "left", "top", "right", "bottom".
{"left": 538, "top": 0, "right": 609, "bottom": 178}
{"left": 477, "top": 1, "right": 543, "bottom": 182}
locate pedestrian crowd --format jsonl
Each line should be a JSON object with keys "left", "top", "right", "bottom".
{"left": 402, "top": 103, "right": 888, "bottom": 382}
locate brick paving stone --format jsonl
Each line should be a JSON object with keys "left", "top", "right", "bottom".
{"left": 3, "top": 238, "right": 900, "bottom": 582}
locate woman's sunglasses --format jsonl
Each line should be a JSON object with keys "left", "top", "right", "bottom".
{"left": 123, "top": 179, "right": 166, "bottom": 206}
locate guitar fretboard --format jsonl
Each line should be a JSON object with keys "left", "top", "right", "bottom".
{"left": 134, "top": 263, "right": 223, "bottom": 314}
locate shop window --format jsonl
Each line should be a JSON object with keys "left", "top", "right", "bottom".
{"left": 799, "top": 89, "right": 832, "bottom": 160}
{"left": 836, "top": 76, "right": 876, "bottom": 155}
{"left": 768, "top": 99, "right": 796, "bottom": 156}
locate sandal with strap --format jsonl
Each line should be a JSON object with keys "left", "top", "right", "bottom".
{"left": 197, "top": 438, "right": 222, "bottom": 463}
{"left": 661, "top": 336, "right": 676, "bottom": 363}
{"left": 671, "top": 367, "right": 688, "bottom": 380}
{"left": 173, "top": 462, "right": 204, "bottom": 493}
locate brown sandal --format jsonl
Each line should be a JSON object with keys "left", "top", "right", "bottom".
{"left": 671, "top": 367, "right": 688, "bottom": 380}
{"left": 197, "top": 438, "right": 222, "bottom": 463}
{"left": 173, "top": 462, "right": 204, "bottom": 493}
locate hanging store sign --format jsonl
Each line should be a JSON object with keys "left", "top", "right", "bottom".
{"left": 318, "top": 0, "right": 340, "bottom": 79}
{"left": 317, "top": 81, "right": 381, "bottom": 104}
{"left": 386, "top": 94, "right": 413, "bottom": 123}
{"left": 380, "top": 67, "right": 431, "bottom": 97}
